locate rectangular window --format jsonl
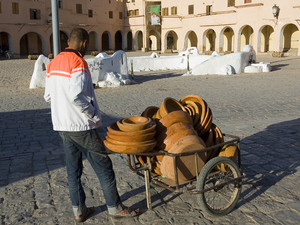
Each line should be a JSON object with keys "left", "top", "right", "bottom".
{"left": 12, "top": 2, "right": 19, "bottom": 14}
{"left": 109, "top": 11, "right": 113, "bottom": 18}
{"left": 206, "top": 5, "right": 212, "bottom": 15}
{"left": 58, "top": 1, "right": 63, "bottom": 9}
{"left": 88, "top": 9, "right": 93, "bottom": 17}
{"left": 171, "top": 6, "right": 177, "bottom": 15}
{"left": 76, "top": 4, "right": 82, "bottom": 14}
{"left": 244, "top": 0, "right": 252, "bottom": 3}
{"left": 132, "top": 0, "right": 135, "bottom": 2}
{"left": 134, "top": 9, "right": 139, "bottom": 16}
{"left": 119, "top": 12, "right": 123, "bottom": 19}
{"left": 188, "top": 5, "right": 194, "bottom": 15}
{"left": 228, "top": 0, "right": 235, "bottom": 7}
{"left": 0, "top": 3, "right": 2, "bottom": 13}
{"left": 162, "top": 7, "right": 168, "bottom": 16}
{"left": 109, "top": 0, "right": 111, "bottom": 4}
{"left": 30, "top": 9, "right": 41, "bottom": 20}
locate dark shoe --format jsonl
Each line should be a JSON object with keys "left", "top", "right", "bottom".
{"left": 75, "top": 207, "right": 95, "bottom": 222}
{"left": 110, "top": 207, "right": 139, "bottom": 219}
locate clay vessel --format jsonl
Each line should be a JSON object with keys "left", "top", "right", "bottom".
{"left": 160, "top": 135, "right": 207, "bottom": 182}
{"left": 141, "top": 106, "right": 159, "bottom": 119}
{"left": 159, "top": 97, "right": 186, "bottom": 118}
{"left": 156, "top": 122, "right": 198, "bottom": 151}
{"left": 117, "top": 116, "right": 151, "bottom": 132}
{"left": 107, "top": 130, "right": 155, "bottom": 142}
{"left": 155, "top": 110, "right": 193, "bottom": 136}
{"left": 218, "top": 143, "right": 238, "bottom": 172}
{"left": 105, "top": 136, "right": 155, "bottom": 146}
{"left": 104, "top": 139, "right": 157, "bottom": 154}
{"left": 107, "top": 121, "right": 156, "bottom": 136}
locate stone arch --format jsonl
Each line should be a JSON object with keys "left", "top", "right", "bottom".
{"left": 165, "top": 30, "right": 178, "bottom": 50}
{"left": 50, "top": 30, "right": 69, "bottom": 53}
{"left": 20, "top": 32, "right": 44, "bottom": 56}
{"left": 102, "top": 31, "right": 111, "bottom": 51}
{"left": 0, "top": 32, "right": 13, "bottom": 53}
{"left": 239, "top": 25, "right": 254, "bottom": 51}
{"left": 219, "top": 27, "right": 234, "bottom": 53}
{"left": 115, "top": 30, "right": 123, "bottom": 50}
{"left": 280, "top": 23, "right": 299, "bottom": 54}
{"left": 127, "top": 31, "right": 133, "bottom": 51}
{"left": 203, "top": 29, "right": 216, "bottom": 52}
{"left": 184, "top": 30, "right": 198, "bottom": 50}
{"left": 135, "top": 30, "right": 143, "bottom": 50}
{"left": 88, "top": 31, "right": 98, "bottom": 51}
{"left": 149, "top": 29, "right": 161, "bottom": 51}
{"left": 258, "top": 25, "right": 274, "bottom": 53}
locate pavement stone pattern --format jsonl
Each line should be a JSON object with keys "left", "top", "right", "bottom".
{"left": 0, "top": 53, "right": 300, "bottom": 224}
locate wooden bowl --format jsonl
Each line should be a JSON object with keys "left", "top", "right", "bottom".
{"left": 141, "top": 106, "right": 159, "bottom": 119}
{"left": 156, "top": 122, "right": 198, "bottom": 151}
{"left": 159, "top": 97, "right": 186, "bottom": 118}
{"left": 105, "top": 136, "right": 155, "bottom": 146}
{"left": 107, "top": 121, "right": 156, "bottom": 136}
{"left": 117, "top": 116, "right": 151, "bottom": 132}
{"left": 155, "top": 110, "right": 193, "bottom": 136}
{"left": 160, "top": 135, "right": 207, "bottom": 182}
{"left": 218, "top": 144, "right": 238, "bottom": 172}
{"left": 107, "top": 130, "right": 155, "bottom": 142}
{"left": 104, "top": 139, "right": 157, "bottom": 154}
{"left": 184, "top": 100, "right": 201, "bottom": 127}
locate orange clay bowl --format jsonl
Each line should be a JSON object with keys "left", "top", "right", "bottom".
{"left": 160, "top": 135, "right": 207, "bottom": 182}
{"left": 117, "top": 116, "right": 151, "bottom": 132}
{"left": 155, "top": 110, "right": 193, "bottom": 136}
{"left": 104, "top": 139, "right": 157, "bottom": 154}
{"left": 105, "top": 136, "right": 156, "bottom": 146}
{"left": 107, "top": 121, "right": 156, "bottom": 136}
{"left": 107, "top": 130, "right": 155, "bottom": 142}
{"left": 184, "top": 100, "right": 201, "bottom": 127}
{"left": 159, "top": 97, "right": 186, "bottom": 118}
{"left": 156, "top": 122, "right": 198, "bottom": 151}
{"left": 141, "top": 106, "right": 159, "bottom": 119}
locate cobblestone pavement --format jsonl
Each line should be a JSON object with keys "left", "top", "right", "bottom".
{"left": 0, "top": 53, "right": 300, "bottom": 225}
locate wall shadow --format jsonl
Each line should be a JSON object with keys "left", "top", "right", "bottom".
{"left": 132, "top": 70, "right": 184, "bottom": 83}
{"left": 237, "top": 118, "right": 300, "bottom": 207}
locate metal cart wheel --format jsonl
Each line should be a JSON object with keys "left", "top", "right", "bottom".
{"left": 196, "top": 156, "right": 242, "bottom": 217}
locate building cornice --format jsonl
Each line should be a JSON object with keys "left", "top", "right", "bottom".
{"left": 234, "top": 3, "right": 264, "bottom": 8}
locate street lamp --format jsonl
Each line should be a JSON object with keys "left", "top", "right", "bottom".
{"left": 272, "top": 4, "right": 280, "bottom": 19}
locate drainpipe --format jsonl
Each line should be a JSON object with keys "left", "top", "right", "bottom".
{"left": 51, "top": 0, "right": 60, "bottom": 57}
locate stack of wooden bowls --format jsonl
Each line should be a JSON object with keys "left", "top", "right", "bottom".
{"left": 104, "top": 116, "right": 157, "bottom": 154}
{"left": 179, "top": 95, "right": 224, "bottom": 162}
{"left": 140, "top": 94, "right": 226, "bottom": 182}
{"left": 141, "top": 97, "right": 207, "bottom": 182}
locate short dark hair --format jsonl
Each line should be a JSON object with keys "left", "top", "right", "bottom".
{"left": 69, "top": 28, "right": 89, "bottom": 44}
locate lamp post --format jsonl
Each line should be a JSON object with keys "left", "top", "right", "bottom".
{"left": 272, "top": 4, "right": 280, "bottom": 19}
{"left": 51, "top": 0, "right": 60, "bottom": 57}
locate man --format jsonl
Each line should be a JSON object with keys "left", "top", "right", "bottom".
{"left": 44, "top": 28, "right": 139, "bottom": 222}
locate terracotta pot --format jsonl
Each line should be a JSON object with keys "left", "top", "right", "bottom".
{"left": 141, "top": 106, "right": 159, "bottom": 119}
{"left": 160, "top": 135, "right": 207, "bottom": 182}
{"left": 206, "top": 123, "right": 224, "bottom": 162}
{"left": 159, "top": 97, "right": 186, "bottom": 118}
{"left": 184, "top": 100, "right": 201, "bottom": 127}
{"left": 155, "top": 110, "right": 193, "bottom": 136}
{"left": 153, "top": 108, "right": 162, "bottom": 122}
{"left": 117, "top": 116, "right": 151, "bottom": 132}
{"left": 201, "top": 128, "right": 213, "bottom": 147}
{"left": 107, "top": 130, "right": 155, "bottom": 142}
{"left": 183, "top": 105, "right": 194, "bottom": 120}
{"left": 218, "top": 143, "right": 238, "bottom": 172}
{"left": 107, "top": 121, "right": 156, "bottom": 136}
{"left": 104, "top": 139, "right": 157, "bottom": 154}
{"left": 180, "top": 95, "right": 205, "bottom": 113}
{"left": 105, "top": 136, "right": 155, "bottom": 146}
{"left": 198, "top": 108, "right": 213, "bottom": 136}
{"left": 157, "top": 122, "right": 198, "bottom": 151}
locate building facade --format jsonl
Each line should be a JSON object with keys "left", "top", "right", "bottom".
{"left": 0, "top": 0, "right": 299, "bottom": 57}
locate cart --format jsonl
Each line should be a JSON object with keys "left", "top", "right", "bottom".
{"left": 123, "top": 133, "right": 244, "bottom": 217}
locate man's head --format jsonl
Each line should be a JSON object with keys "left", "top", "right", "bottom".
{"left": 68, "top": 28, "right": 89, "bottom": 57}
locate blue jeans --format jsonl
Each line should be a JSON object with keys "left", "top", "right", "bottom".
{"left": 59, "top": 129, "right": 124, "bottom": 216}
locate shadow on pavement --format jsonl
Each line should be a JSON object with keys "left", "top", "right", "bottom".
{"left": 238, "top": 118, "right": 300, "bottom": 207}
{"left": 132, "top": 71, "right": 183, "bottom": 83}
